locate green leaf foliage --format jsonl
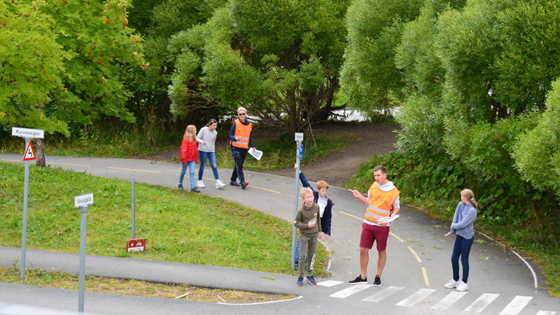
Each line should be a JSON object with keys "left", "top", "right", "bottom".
{"left": 514, "top": 78, "right": 560, "bottom": 195}
{"left": 0, "top": 0, "right": 145, "bottom": 136}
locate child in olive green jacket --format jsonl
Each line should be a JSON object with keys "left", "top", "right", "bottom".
{"left": 294, "top": 187, "right": 323, "bottom": 286}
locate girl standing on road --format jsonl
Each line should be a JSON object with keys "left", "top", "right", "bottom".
{"left": 444, "top": 189, "right": 478, "bottom": 292}
{"left": 179, "top": 125, "right": 200, "bottom": 193}
{"left": 196, "top": 119, "right": 226, "bottom": 190}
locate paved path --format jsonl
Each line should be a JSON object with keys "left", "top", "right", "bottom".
{"left": 0, "top": 154, "right": 559, "bottom": 315}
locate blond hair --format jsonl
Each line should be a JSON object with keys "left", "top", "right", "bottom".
{"left": 184, "top": 125, "right": 196, "bottom": 142}
{"left": 300, "top": 187, "right": 313, "bottom": 198}
{"left": 461, "top": 189, "right": 478, "bottom": 208}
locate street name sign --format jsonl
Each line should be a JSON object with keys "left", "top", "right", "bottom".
{"left": 74, "top": 193, "right": 94, "bottom": 208}
{"left": 12, "top": 127, "right": 44, "bottom": 139}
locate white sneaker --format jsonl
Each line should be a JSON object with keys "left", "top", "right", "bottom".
{"left": 197, "top": 180, "right": 205, "bottom": 188}
{"left": 444, "top": 279, "right": 459, "bottom": 289}
{"left": 456, "top": 281, "right": 468, "bottom": 292}
{"left": 215, "top": 179, "right": 226, "bottom": 189}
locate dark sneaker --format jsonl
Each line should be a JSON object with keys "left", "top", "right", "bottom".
{"left": 191, "top": 187, "right": 200, "bottom": 193}
{"left": 230, "top": 181, "right": 240, "bottom": 186}
{"left": 297, "top": 276, "right": 304, "bottom": 286}
{"left": 305, "top": 275, "right": 317, "bottom": 285}
{"left": 373, "top": 275, "right": 382, "bottom": 286}
{"left": 241, "top": 181, "right": 249, "bottom": 189}
{"left": 348, "top": 275, "right": 367, "bottom": 284}
{"left": 178, "top": 184, "right": 184, "bottom": 190}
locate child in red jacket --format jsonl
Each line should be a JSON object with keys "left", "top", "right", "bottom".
{"left": 179, "top": 125, "right": 200, "bottom": 193}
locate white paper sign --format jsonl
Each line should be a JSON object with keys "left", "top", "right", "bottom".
{"left": 248, "top": 148, "right": 263, "bottom": 161}
{"left": 75, "top": 193, "right": 94, "bottom": 208}
{"left": 294, "top": 132, "right": 304, "bottom": 142}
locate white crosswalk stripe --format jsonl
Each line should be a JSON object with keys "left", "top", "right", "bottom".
{"left": 317, "top": 280, "right": 344, "bottom": 287}
{"left": 362, "top": 286, "right": 404, "bottom": 302}
{"left": 463, "top": 293, "right": 500, "bottom": 314}
{"left": 329, "top": 284, "right": 372, "bottom": 298}
{"left": 497, "top": 296, "right": 533, "bottom": 315}
{"left": 431, "top": 291, "right": 468, "bottom": 310}
{"left": 396, "top": 288, "right": 436, "bottom": 307}
{"left": 319, "top": 281, "right": 551, "bottom": 314}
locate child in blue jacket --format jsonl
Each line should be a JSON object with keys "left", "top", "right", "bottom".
{"left": 295, "top": 165, "right": 334, "bottom": 263}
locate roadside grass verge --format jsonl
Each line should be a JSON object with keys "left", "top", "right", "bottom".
{"left": 216, "top": 132, "right": 358, "bottom": 171}
{"left": 346, "top": 154, "right": 560, "bottom": 297}
{"left": 0, "top": 161, "right": 328, "bottom": 276}
{"left": 0, "top": 266, "right": 295, "bottom": 303}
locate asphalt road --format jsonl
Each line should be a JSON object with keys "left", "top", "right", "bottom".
{"left": 0, "top": 154, "right": 558, "bottom": 315}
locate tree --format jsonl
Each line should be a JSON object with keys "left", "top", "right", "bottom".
{"left": 0, "top": 0, "right": 145, "bottom": 165}
{"left": 340, "top": 0, "right": 424, "bottom": 118}
{"left": 514, "top": 78, "right": 560, "bottom": 196}
{"left": 168, "top": 0, "right": 349, "bottom": 135}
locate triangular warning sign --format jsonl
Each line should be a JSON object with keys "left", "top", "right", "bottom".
{"left": 23, "top": 142, "right": 36, "bottom": 161}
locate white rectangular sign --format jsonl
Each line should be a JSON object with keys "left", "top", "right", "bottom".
{"left": 294, "top": 132, "right": 304, "bottom": 142}
{"left": 12, "top": 127, "right": 44, "bottom": 139}
{"left": 75, "top": 193, "right": 94, "bottom": 208}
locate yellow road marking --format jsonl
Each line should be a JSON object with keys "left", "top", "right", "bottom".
{"left": 250, "top": 185, "right": 281, "bottom": 194}
{"left": 174, "top": 175, "right": 281, "bottom": 194}
{"left": 422, "top": 267, "right": 430, "bottom": 287}
{"left": 108, "top": 167, "right": 160, "bottom": 174}
{"left": 339, "top": 211, "right": 404, "bottom": 242}
{"left": 408, "top": 246, "right": 422, "bottom": 263}
{"left": 49, "top": 162, "right": 92, "bottom": 167}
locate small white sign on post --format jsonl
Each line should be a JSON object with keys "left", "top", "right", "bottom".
{"left": 12, "top": 127, "right": 44, "bottom": 139}
{"left": 75, "top": 193, "right": 94, "bottom": 208}
{"left": 294, "top": 132, "right": 304, "bottom": 142}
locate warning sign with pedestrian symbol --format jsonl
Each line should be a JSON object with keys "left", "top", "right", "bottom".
{"left": 23, "top": 142, "right": 36, "bottom": 161}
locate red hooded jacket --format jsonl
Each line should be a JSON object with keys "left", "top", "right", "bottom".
{"left": 180, "top": 136, "right": 198, "bottom": 164}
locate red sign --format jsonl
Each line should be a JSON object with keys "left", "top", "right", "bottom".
{"left": 126, "top": 238, "right": 146, "bottom": 252}
{"left": 23, "top": 142, "right": 36, "bottom": 161}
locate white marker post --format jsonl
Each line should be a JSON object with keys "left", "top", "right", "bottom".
{"left": 291, "top": 132, "right": 304, "bottom": 271}
{"left": 11, "top": 127, "right": 44, "bottom": 281}
{"left": 75, "top": 193, "right": 93, "bottom": 313}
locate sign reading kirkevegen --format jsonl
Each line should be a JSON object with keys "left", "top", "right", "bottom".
{"left": 74, "top": 193, "right": 94, "bottom": 208}
{"left": 12, "top": 127, "right": 44, "bottom": 139}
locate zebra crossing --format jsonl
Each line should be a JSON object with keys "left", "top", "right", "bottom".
{"left": 317, "top": 281, "right": 557, "bottom": 314}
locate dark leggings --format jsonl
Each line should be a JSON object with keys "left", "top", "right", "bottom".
{"left": 451, "top": 235, "right": 474, "bottom": 283}
{"left": 230, "top": 147, "right": 248, "bottom": 183}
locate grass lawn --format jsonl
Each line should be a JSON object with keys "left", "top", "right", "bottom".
{"left": 0, "top": 161, "right": 328, "bottom": 276}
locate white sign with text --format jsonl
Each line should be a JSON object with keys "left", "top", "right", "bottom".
{"left": 75, "top": 193, "right": 94, "bottom": 208}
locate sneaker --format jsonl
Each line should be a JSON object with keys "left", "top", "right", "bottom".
{"left": 456, "top": 281, "right": 468, "bottom": 292}
{"left": 178, "top": 184, "right": 184, "bottom": 190}
{"left": 297, "top": 276, "right": 304, "bottom": 286}
{"left": 191, "top": 187, "right": 200, "bottom": 193}
{"left": 305, "top": 275, "right": 317, "bottom": 285}
{"left": 444, "top": 279, "right": 459, "bottom": 289}
{"left": 197, "top": 180, "right": 205, "bottom": 188}
{"left": 348, "top": 275, "right": 367, "bottom": 284}
{"left": 216, "top": 180, "right": 226, "bottom": 189}
{"left": 373, "top": 275, "right": 382, "bottom": 286}
{"left": 230, "top": 181, "right": 240, "bottom": 186}
{"left": 241, "top": 181, "right": 249, "bottom": 189}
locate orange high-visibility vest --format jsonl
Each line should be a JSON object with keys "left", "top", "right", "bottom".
{"left": 230, "top": 119, "right": 252, "bottom": 149}
{"left": 364, "top": 182, "right": 400, "bottom": 226}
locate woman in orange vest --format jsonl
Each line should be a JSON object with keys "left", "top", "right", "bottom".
{"left": 348, "top": 165, "right": 400, "bottom": 287}
{"left": 228, "top": 107, "right": 256, "bottom": 189}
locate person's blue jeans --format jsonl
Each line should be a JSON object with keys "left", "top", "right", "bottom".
{"left": 179, "top": 161, "right": 196, "bottom": 189}
{"left": 198, "top": 151, "right": 220, "bottom": 180}
{"left": 451, "top": 235, "right": 474, "bottom": 283}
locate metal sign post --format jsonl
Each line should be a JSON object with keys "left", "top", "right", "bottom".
{"left": 131, "top": 178, "right": 136, "bottom": 239}
{"left": 11, "top": 127, "right": 44, "bottom": 281}
{"left": 291, "top": 132, "right": 304, "bottom": 271}
{"left": 75, "top": 193, "right": 93, "bottom": 313}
